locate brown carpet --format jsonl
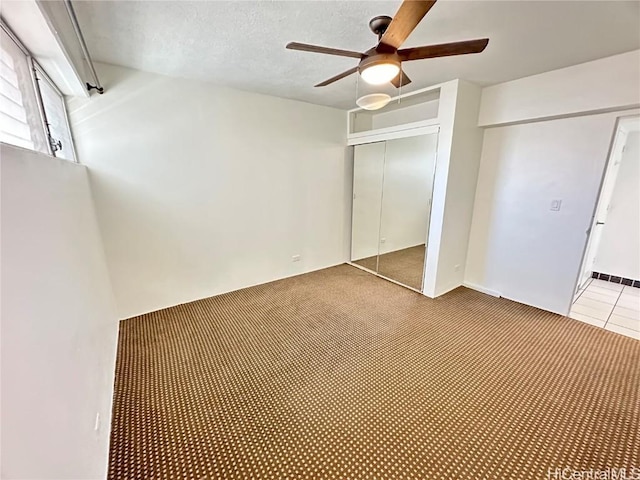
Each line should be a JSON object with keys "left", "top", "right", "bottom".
{"left": 354, "top": 244, "right": 426, "bottom": 290}
{"left": 109, "top": 264, "right": 639, "bottom": 480}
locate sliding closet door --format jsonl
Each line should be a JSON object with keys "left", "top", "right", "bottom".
{"left": 351, "top": 142, "right": 385, "bottom": 272}
{"left": 378, "top": 134, "right": 438, "bottom": 290}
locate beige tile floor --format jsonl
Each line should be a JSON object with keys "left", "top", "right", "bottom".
{"left": 570, "top": 278, "right": 640, "bottom": 339}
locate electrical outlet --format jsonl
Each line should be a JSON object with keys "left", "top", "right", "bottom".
{"left": 292, "top": 255, "right": 301, "bottom": 262}
{"left": 380, "top": 237, "right": 386, "bottom": 244}
{"left": 94, "top": 412, "right": 101, "bottom": 432}
{"left": 454, "top": 264, "right": 461, "bottom": 272}
{"left": 550, "top": 199, "right": 562, "bottom": 211}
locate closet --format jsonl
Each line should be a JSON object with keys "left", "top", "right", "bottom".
{"left": 351, "top": 133, "right": 438, "bottom": 291}
{"left": 346, "top": 80, "right": 484, "bottom": 298}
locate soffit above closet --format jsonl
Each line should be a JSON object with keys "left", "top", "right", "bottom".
{"left": 71, "top": 0, "right": 640, "bottom": 110}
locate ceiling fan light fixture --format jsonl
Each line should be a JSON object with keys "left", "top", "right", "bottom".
{"left": 287, "top": 0, "right": 491, "bottom": 89}
{"left": 359, "top": 54, "right": 401, "bottom": 85}
{"left": 356, "top": 93, "right": 392, "bottom": 111}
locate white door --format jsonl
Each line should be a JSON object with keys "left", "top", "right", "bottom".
{"left": 577, "top": 129, "right": 628, "bottom": 291}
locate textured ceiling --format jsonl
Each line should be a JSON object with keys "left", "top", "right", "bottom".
{"left": 73, "top": 0, "right": 640, "bottom": 110}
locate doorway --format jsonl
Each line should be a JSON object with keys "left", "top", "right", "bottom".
{"left": 570, "top": 115, "right": 640, "bottom": 338}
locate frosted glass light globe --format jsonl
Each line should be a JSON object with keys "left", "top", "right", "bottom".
{"left": 360, "top": 63, "right": 400, "bottom": 85}
{"left": 356, "top": 93, "right": 391, "bottom": 111}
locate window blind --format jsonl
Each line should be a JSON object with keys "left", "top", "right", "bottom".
{"left": 0, "top": 27, "right": 48, "bottom": 153}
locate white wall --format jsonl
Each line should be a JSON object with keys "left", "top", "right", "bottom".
{"left": 467, "top": 49, "right": 640, "bottom": 315}
{"left": 479, "top": 50, "right": 640, "bottom": 127}
{"left": 594, "top": 131, "right": 640, "bottom": 279}
{"left": 431, "top": 80, "right": 484, "bottom": 296}
{"left": 67, "top": 63, "right": 349, "bottom": 319}
{"left": 1, "top": 144, "right": 118, "bottom": 479}
{"left": 371, "top": 99, "right": 439, "bottom": 130}
{"left": 465, "top": 111, "right": 638, "bottom": 315}
{"left": 423, "top": 81, "right": 457, "bottom": 297}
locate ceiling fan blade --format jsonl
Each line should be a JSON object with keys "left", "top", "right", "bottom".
{"left": 398, "top": 38, "right": 489, "bottom": 61}
{"left": 378, "top": 0, "right": 437, "bottom": 51}
{"left": 390, "top": 69, "right": 412, "bottom": 88}
{"left": 286, "top": 42, "right": 363, "bottom": 59}
{"left": 315, "top": 67, "right": 359, "bottom": 87}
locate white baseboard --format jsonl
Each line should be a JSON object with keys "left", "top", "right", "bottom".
{"left": 462, "top": 281, "right": 501, "bottom": 298}
{"left": 119, "top": 259, "right": 350, "bottom": 320}
{"left": 433, "top": 283, "right": 463, "bottom": 297}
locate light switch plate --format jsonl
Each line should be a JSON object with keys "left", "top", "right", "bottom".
{"left": 550, "top": 199, "right": 562, "bottom": 211}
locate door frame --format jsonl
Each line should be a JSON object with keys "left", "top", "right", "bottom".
{"left": 570, "top": 114, "right": 639, "bottom": 305}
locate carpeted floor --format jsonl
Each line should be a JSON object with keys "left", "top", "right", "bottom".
{"left": 353, "top": 244, "right": 426, "bottom": 289}
{"left": 109, "top": 264, "right": 639, "bottom": 480}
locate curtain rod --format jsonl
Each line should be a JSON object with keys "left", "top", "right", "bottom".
{"left": 64, "top": 0, "right": 104, "bottom": 94}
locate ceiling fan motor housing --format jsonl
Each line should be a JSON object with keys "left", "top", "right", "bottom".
{"left": 358, "top": 53, "right": 401, "bottom": 74}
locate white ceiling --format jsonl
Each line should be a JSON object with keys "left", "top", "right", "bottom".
{"left": 74, "top": 0, "right": 640, "bottom": 110}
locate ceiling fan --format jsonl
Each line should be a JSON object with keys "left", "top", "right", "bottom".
{"left": 286, "top": 0, "right": 489, "bottom": 89}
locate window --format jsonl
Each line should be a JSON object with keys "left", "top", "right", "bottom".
{"left": 35, "top": 65, "right": 76, "bottom": 161}
{"left": 0, "top": 27, "right": 48, "bottom": 152}
{"left": 0, "top": 22, "right": 76, "bottom": 161}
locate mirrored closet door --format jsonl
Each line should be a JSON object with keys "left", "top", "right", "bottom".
{"left": 351, "top": 133, "right": 438, "bottom": 291}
